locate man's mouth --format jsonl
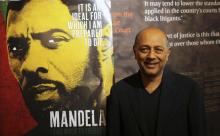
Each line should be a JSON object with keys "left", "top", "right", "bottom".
{"left": 144, "top": 61, "right": 159, "bottom": 68}
{"left": 32, "top": 83, "right": 56, "bottom": 93}
{"left": 31, "top": 83, "right": 59, "bottom": 101}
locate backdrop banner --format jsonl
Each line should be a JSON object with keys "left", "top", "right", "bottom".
{"left": 0, "top": 0, "right": 220, "bottom": 136}
{"left": 0, "top": 0, "right": 113, "bottom": 136}
{"left": 111, "top": 0, "right": 220, "bottom": 136}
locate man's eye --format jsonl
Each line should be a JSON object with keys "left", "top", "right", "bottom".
{"left": 51, "top": 36, "right": 69, "bottom": 42}
{"left": 154, "top": 48, "right": 164, "bottom": 54}
{"left": 45, "top": 36, "right": 70, "bottom": 49}
{"left": 8, "top": 37, "right": 29, "bottom": 59}
{"left": 8, "top": 44, "right": 27, "bottom": 58}
{"left": 139, "top": 48, "right": 150, "bottom": 53}
{"left": 32, "top": 31, "right": 72, "bottom": 49}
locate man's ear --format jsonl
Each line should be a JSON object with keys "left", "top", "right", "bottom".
{"left": 168, "top": 47, "right": 171, "bottom": 56}
{"left": 133, "top": 45, "right": 136, "bottom": 53}
{"left": 166, "top": 47, "right": 171, "bottom": 61}
{"left": 133, "top": 45, "right": 137, "bottom": 59}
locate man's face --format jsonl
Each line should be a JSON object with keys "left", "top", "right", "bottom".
{"left": 7, "top": 0, "right": 89, "bottom": 116}
{"left": 134, "top": 28, "right": 170, "bottom": 77}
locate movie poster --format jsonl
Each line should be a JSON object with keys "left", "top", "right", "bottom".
{"left": 111, "top": 0, "right": 220, "bottom": 136}
{"left": 1, "top": 0, "right": 220, "bottom": 136}
{"left": 0, "top": 0, "right": 113, "bottom": 135}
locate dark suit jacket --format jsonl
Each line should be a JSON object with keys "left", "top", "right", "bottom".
{"left": 107, "top": 68, "right": 207, "bottom": 136}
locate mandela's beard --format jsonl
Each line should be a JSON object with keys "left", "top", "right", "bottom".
{"left": 21, "top": 80, "right": 92, "bottom": 124}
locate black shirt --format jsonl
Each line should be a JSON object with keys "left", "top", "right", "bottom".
{"left": 139, "top": 83, "right": 161, "bottom": 136}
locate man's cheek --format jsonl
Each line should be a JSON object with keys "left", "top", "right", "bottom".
{"left": 9, "top": 59, "right": 22, "bottom": 80}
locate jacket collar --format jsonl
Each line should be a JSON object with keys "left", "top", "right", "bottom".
{"left": 156, "top": 67, "right": 178, "bottom": 136}
{"left": 127, "top": 67, "right": 178, "bottom": 136}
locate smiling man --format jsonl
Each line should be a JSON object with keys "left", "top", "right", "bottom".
{"left": 133, "top": 27, "right": 169, "bottom": 93}
{"left": 6, "top": 0, "right": 113, "bottom": 135}
{"left": 107, "top": 27, "right": 207, "bottom": 136}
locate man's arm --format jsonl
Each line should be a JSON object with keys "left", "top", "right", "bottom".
{"left": 106, "top": 86, "right": 121, "bottom": 136}
{"left": 188, "top": 83, "right": 207, "bottom": 136}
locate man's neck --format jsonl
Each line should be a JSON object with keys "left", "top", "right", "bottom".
{"left": 140, "top": 71, "right": 163, "bottom": 94}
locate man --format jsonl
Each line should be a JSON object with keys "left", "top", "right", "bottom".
{"left": 6, "top": 0, "right": 113, "bottom": 135}
{"left": 107, "top": 27, "right": 206, "bottom": 136}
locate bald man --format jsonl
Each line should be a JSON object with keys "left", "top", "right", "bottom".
{"left": 107, "top": 27, "right": 206, "bottom": 136}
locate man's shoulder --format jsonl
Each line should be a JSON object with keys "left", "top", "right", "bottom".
{"left": 111, "top": 72, "right": 140, "bottom": 93}
{"left": 168, "top": 69, "right": 199, "bottom": 87}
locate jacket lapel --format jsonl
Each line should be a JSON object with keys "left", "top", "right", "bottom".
{"left": 126, "top": 72, "right": 146, "bottom": 136}
{"left": 156, "top": 68, "right": 178, "bottom": 136}
{"left": 127, "top": 68, "right": 179, "bottom": 136}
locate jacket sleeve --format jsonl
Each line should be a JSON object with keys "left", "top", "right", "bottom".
{"left": 106, "top": 86, "right": 121, "bottom": 136}
{"left": 188, "top": 83, "right": 207, "bottom": 136}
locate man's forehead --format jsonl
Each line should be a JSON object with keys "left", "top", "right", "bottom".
{"left": 136, "top": 28, "right": 167, "bottom": 46}
{"left": 139, "top": 28, "right": 166, "bottom": 39}
{"left": 7, "top": 0, "right": 71, "bottom": 36}
{"left": 8, "top": 0, "right": 70, "bottom": 24}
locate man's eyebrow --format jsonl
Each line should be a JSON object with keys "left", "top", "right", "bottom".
{"left": 31, "top": 29, "right": 73, "bottom": 39}
{"left": 154, "top": 46, "right": 165, "bottom": 48}
{"left": 7, "top": 35, "right": 29, "bottom": 45}
{"left": 138, "top": 44, "right": 150, "bottom": 47}
{"left": 138, "top": 45, "right": 165, "bottom": 49}
{"left": 7, "top": 36, "right": 19, "bottom": 43}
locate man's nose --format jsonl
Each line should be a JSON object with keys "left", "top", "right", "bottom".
{"left": 20, "top": 41, "right": 49, "bottom": 75}
{"left": 147, "top": 48, "right": 156, "bottom": 59}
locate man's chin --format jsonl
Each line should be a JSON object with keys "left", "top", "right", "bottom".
{"left": 141, "top": 68, "right": 161, "bottom": 77}
{"left": 23, "top": 98, "right": 53, "bottom": 125}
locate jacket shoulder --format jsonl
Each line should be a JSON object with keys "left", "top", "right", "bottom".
{"left": 110, "top": 73, "right": 139, "bottom": 95}
{"left": 173, "top": 71, "right": 197, "bottom": 84}
{"left": 169, "top": 70, "right": 200, "bottom": 90}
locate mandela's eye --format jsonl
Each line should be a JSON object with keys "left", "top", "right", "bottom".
{"left": 32, "top": 31, "right": 72, "bottom": 49}
{"left": 7, "top": 37, "right": 29, "bottom": 59}
{"left": 49, "top": 39, "right": 55, "bottom": 43}
{"left": 45, "top": 35, "right": 70, "bottom": 49}
{"left": 12, "top": 47, "right": 17, "bottom": 51}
